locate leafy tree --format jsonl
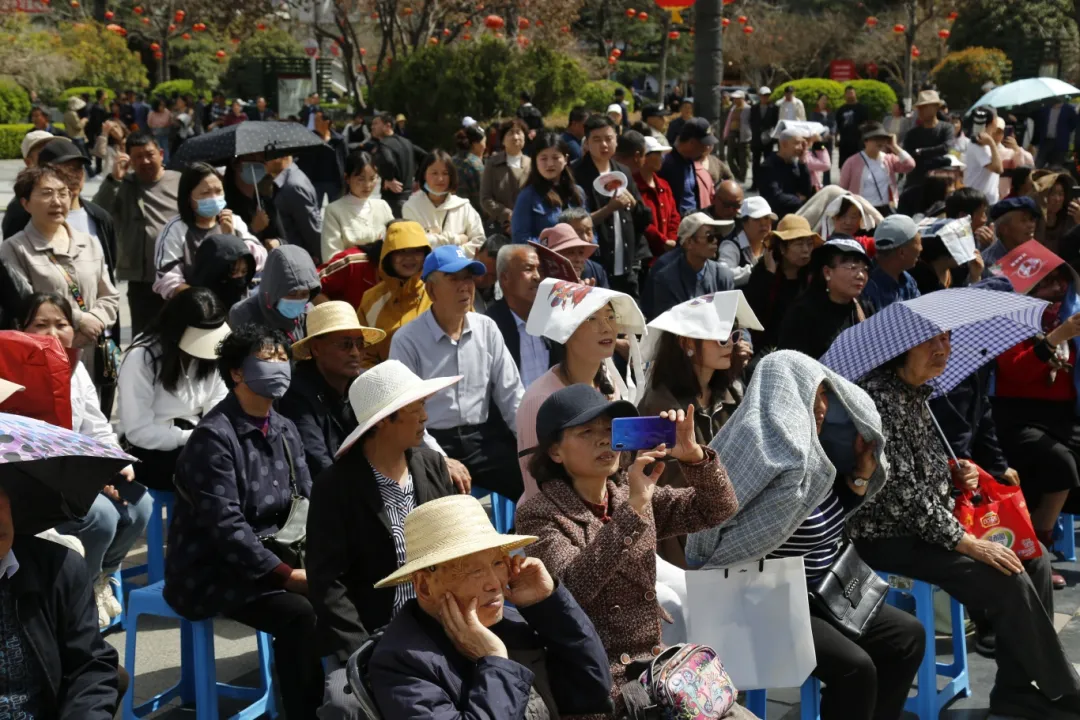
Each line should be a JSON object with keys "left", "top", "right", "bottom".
{"left": 0, "top": 77, "right": 32, "bottom": 124}
{"left": 170, "top": 32, "right": 227, "bottom": 91}
{"left": 59, "top": 22, "right": 149, "bottom": 90}
{"left": 931, "top": 47, "right": 1012, "bottom": 110}
{"left": 947, "top": 0, "right": 1076, "bottom": 80}
{"left": 0, "top": 17, "right": 78, "bottom": 96}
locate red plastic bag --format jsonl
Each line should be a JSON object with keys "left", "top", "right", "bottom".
{"left": 0, "top": 331, "right": 74, "bottom": 429}
{"left": 953, "top": 463, "right": 1042, "bottom": 560}
{"left": 319, "top": 247, "right": 379, "bottom": 309}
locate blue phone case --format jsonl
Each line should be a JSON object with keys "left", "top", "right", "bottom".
{"left": 611, "top": 416, "right": 677, "bottom": 452}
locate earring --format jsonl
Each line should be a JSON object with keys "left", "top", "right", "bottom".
{"left": 686, "top": 348, "right": 694, "bottom": 357}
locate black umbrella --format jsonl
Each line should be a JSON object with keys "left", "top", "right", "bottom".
{"left": 169, "top": 121, "right": 330, "bottom": 170}
{"left": 0, "top": 412, "right": 135, "bottom": 534}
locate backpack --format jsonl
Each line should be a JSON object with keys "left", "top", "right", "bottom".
{"left": 621, "top": 644, "right": 737, "bottom": 720}
{"left": 0, "top": 331, "right": 73, "bottom": 429}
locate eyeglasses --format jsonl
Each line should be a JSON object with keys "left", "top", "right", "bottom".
{"left": 834, "top": 261, "right": 869, "bottom": 275}
{"left": 327, "top": 337, "right": 366, "bottom": 352}
{"left": 700, "top": 232, "right": 721, "bottom": 244}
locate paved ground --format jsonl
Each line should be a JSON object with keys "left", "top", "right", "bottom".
{"left": 5, "top": 157, "right": 1080, "bottom": 718}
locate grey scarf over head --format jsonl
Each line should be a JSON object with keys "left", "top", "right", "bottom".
{"left": 685, "top": 350, "right": 889, "bottom": 568}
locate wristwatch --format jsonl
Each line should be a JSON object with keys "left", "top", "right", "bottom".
{"left": 852, "top": 477, "right": 869, "bottom": 488}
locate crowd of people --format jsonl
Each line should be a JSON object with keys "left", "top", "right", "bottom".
{"left": 3, "top": 77, "right": 1080, "bottom": 720}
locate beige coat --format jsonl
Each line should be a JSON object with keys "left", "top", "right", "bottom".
{"left": 480, "top": 152, "right": 531, "bottom": 225}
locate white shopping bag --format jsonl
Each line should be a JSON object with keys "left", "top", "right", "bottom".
{"left": 685, "top": 557, "right": 816, "bottom": 690}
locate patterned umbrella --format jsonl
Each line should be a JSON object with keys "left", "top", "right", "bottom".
{"left": 0, "top": 412, "right": 135, "bottom": 533}
{"left": 169, "top": 121, "right": 329, "bottom": 169}
{"left": 820, "top": 288, "right": 1048, "bottom": 396}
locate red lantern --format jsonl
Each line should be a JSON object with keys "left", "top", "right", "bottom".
{"left": 722, "top": 17, "right": 729, "bottom": 27}
{"left": 150, "top": 41, "right": 160, "bottom": 50}
{"left": 256, "top": 22, "right": 266, "bottom": 30}
{"left": 938, "top": 28, "right": 950, "bottom": 39}
{"left": 560, "top": 25, "right": 570, "bottom": 33}
{"left": 168, "top": 23, "right": 176, "bottom": 31}
{"left": 865, "top": 16, "right": 877, "bottom": 27}
{"left": 370, "top": 12, "right": 378, "bottom": 19}
{"left": 947, "top": 10, "right": 958, "bottom": 21}
{"left": 216, "top": 49, "right": 225, "bottom": 58}
{"left": 193, "top": 22, "right": 206, "bottom": 31}
{"left": 359, "top": 47, "right": 367, "bottom": 55}
{"left": 141, "top": 17, "right": 149, "bottom": 24}
{"left": 133, "top": 5, "right": 142, "bottom": 13}
{"left": 517, "top": 35, "right": 529, "bottom": 47}
{"left": 153, "top": 51, "right": 163, "bottom": 59}
{"left": 893, "top": 23, "right": 905, "bottom": 33}
{"left": 119, "top": 27, "right": 127, "bottom": 35}
{"left": 611, "top": 48, "right": 621, "bottom": 57}
{"left": 608, "top": 56, "right": 617, "bottom": 65}
{"left": 638, "top": 12, "right": 648, "bottom": 21}
{"left": 535, "top": 19, "right": 543, "bottom": 27}
{"left": 429, "top": 36, "right": 438, "bottom": 44}
{"left": 104, "top": 10, "right": 113, "bottom": 19}
{"left": 737, "top": 15, "right": 747, "bottom": 23}
{"left": 69, "top": 0, "right": 78, "bottom": 7}
{"left": 518, "top": 17, "right": 529, "bottom": 29}
{"left": 483, "top": 14, "right": 504, "bottom": 29}
{"left": 443, "top": 28, "right": 451, "bottom": 35}
{"left": 402, "top": 6, "right": 413, "bottom": 15}
{"left": 174, "top": 9, "right": 184, "bottom": 21}
{"left": 106, "top": 22, "right": 122, "bottom": 31}
{"left": 743, "top": 25, "right": 753, "bottom": 33}
{"left": 668, "top": 30, "right": 680, "bottom": 40}
{"left": 181, "top": 32, "right": 191, "bottom": 39}
{"left": 625, "top": 7, "right": 636, "bottom": 17}
{"left": 463, "top": 33, "right": 472, "bottom": 40}
{"left": 464, "top": 19, "right": 472, "bottom": 27}
{"left": 911, "top": 46, "right": 920, "bottom": 57}
{"left": 723, "top": 0, "right": 735, "bottom": 4}
{"left": 655, "top": 0, "right": 695, "bottom": 24}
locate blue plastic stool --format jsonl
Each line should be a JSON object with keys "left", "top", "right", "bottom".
{"left": 121, "top": 489, "right": 175, "bottom": 588}
{"left": 123, "top": 581, "right": 277, "bottom": 720}
{"left": 1053, "top": 513, "right": 1077, "bottom": 562}
{"left": 470, "top": 486, "right": 515, "bottom": 534}
{"left": 880, "top": 574, "right": 970, "bottom": 720}
{"left": 743, "top": 676, "right": 821, "bottom": 719}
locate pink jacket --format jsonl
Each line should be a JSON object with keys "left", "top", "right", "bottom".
{"left": 839, "top": 150, "right": 916, "bottom": 207}
{"left": 802, "top": 148, "right": 833, "bottom": 192}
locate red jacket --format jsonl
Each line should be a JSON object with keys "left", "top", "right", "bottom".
{"left": 995, "top": 338, "right": 1077, "bottom": 403}
{"left": 634, "top": 172, "right": 681, "bottom": 264}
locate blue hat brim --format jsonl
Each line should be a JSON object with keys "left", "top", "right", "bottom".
{"left": 422, "top": 258, "right": 486, "bottom": 281}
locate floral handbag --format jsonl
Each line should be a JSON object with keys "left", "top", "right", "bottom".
{"left": 624, "top": 644, "right": 737, "bottom": 720}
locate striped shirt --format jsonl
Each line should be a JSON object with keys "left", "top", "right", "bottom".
{"left": 767, "top": 490, "right": 846, "bottom": 580}
{"left": 372, "top": 463, "right": 417, "bottom": 616}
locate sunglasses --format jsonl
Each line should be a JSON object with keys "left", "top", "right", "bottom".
{"left": 327, "top": 337, "right": 366, "bottom": 352}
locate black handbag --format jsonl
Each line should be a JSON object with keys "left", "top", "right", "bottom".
{"left": 808, "top": 541, "right": 889, "bottom": 639}
{"left": 258, "top": 439, "right": 309, "bottom": 569}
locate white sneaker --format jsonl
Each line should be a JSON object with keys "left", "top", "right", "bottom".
{"left": 92, "top": 577, "right": 112, "bottom": 628}
{"left": 104, "top": 574, "right": 123, "bottom": 618}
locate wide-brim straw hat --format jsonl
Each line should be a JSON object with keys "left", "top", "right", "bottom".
{"left": 290, "top": 301, "right": 385, "bottom": 360}
{"left": 374, "top": 495, "right": 537, "bottom": 588}
{"left": 769, "top": 214, "right": 824, "bottom": 246}
{"left": 914, "top": 90, "right": 943, "bottom": 107}
{"left": 336, "top": 360, "right": 461, "bottom": 459}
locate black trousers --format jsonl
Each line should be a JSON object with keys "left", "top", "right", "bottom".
{"left": 429, "top": 420, "right": 524, "bottom": 501}
{"left": 225, "top": 591, "right": 324, "bottom": 720}
{"left": 811, "top": 604, "right": 924, "bottom": 720}
{"left": 855, "top": 535, "right": 1080, "bottom": 701}
{"left": 726, "top": 139, "right": 749, "bottom": 183}
{"left": 127, "top": 281, "right": 165, "bottom": 340}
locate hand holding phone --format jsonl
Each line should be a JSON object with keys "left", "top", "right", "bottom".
{"left": 612, "top": 416, "right": 676, "bottom": 452}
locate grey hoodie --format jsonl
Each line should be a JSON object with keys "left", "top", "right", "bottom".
{"left": 228, "top": 245, "right": 320, "bottom": 339}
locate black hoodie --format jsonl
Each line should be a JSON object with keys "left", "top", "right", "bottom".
{"left": 186, "top": 233, "right": 256, "bottom": 311}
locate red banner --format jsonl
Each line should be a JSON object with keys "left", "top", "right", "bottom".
{"left": 830, "top": 60, "right": 857, "bottom": 82}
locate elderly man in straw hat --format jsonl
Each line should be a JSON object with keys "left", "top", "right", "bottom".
{"left": 307, "top": 359, "right": 464, "bottom": 719}
{"left": 366, "top": 495, "right": 613, "bottom": 718}
{"left": 898, "top": 89, "right": 955, "bottom": 215}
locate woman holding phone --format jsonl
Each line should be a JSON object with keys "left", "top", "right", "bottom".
{"left": 152, "top": 162, "right": 266, "bottom": 300}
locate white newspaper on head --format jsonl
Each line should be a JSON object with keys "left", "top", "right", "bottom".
{"left": 685, "top": 556, "right": 817, "bottom": 691}
{"left": 919, "top": 215, "right": 977, "bottom": 265}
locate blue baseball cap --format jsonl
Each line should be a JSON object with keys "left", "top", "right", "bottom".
{"left": 421, "top": 245, "right": 487, "bottom": 281}
{"left": 989, "top": 196, "right": 1039, "bottom": 222}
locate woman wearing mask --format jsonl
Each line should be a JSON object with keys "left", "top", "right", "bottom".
{"left": 164, "top": 323, "right": 323, "bottom": 720}
{"left": 1, "top": 166, "right": 119, "bottom": 383}
{"left": 320, "top": 151, "right": 394, "bottom": 262}
{"left": 512, "top": 132, "right": 586, "bottom": 244}
{"left": 638, "top": 291, "right": 762, "bottom": 567}
{"left": 187, "top": 234, "right": 257, "bottom": 311}
{"left": 453, "top": 124, "right": 487, "bottom": 215}
{"left": 778, "top": 237, "right": 869, "bottom": 359}
{"left": 229, "top": 245, "right": 321, "bottom": 344}
{"left": 516, "top": 278, "right": 645, "bottom": 502}
{"left": 117, "top": 287, "right": 229, "bottom": 492}
{"left": 357, "top": 220, "right": 433, "bottom": 367}
{"left": 153, "top": 162, "right": 265, "bottom": 300}
{"left": 745, "top": 215, "right": 822, "bottom": 349}
{"left": 481, "top": 119, "right": 532, "bottom": 232}
{"left": 20, "top": 292, "right": 153, "bottom": 629}
{"left": 402, "top": 149, "right": 485, "bottom": 257}
{"left": 517, "top": 385, "right": 746, "bottom": 719}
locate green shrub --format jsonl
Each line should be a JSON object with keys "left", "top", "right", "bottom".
{"left": 151, "top": 79, "right": 212, "bottom": 101}
{"left": 931, "top": 47, "right": 1012, "bottom": 112}
{"left": 0, "top": 78, "right": 31, "bottom": 125}
{"left": 847, "top": 80, "right": 898, "bottom": 123}
{"left": 59, "top": 86, "right": 112, "bottom": 103}
{"left": 0, "top": 123, "right": 33, "bottom": 159}
{"left": 770, "top": 79, "right": 844, "bottom": 113}
{"left": 520, "top": 45, "right": 589, "bottom": 114}
{"left": 576, "top": 80, "right": 633, "bottom": 113}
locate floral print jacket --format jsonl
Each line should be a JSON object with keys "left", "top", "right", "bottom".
{"left": 847, "top": 369, "right": 966, "bottom": 549}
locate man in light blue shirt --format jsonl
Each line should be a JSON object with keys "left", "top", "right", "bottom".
{"left": 390, "top": 245, "right": 526, "bottom": 500}
{"left": 862, "top": 214, "right": 922, "bottom": 315}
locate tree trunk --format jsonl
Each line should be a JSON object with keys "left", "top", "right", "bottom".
{"left": 904, "top": 0, "right": 916, "bottom": 107}
{"left": 657, "top": 14, "right": 670, "bottom": 103}
{"left": 693, "top": 0, "right": 724, "bottom": 129}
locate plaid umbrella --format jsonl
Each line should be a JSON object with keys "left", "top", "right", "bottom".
{"left": 0, "top": 412, "right": 135, "bottom": 534}
{"left": 820, "top": 288, "right": 1048, "bottom": 396}
{"left": 169, "top": 121, "right": 329, "bottom": 169}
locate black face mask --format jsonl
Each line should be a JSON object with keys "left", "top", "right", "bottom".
{"left": 216, "top": 276, "right": 250, "bottom": 308}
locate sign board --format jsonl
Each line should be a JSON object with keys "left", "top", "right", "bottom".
{"left": 0, "top": 0, "right": 51, "bottom": 13}
{"left": 829, "top": 59, "right": 857, "bottom": 83}
{"left": 304, "top": 38, "right": 319, "bottom": 58}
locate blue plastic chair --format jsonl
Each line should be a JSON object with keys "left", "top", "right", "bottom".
{"left": 123, "top": 581, "right": 277, "bottom": 720}
{"left": 1053, "top": 513, "right": 1077, "bottom": 562}
{"left": 743, "top": 676, "right": 821, "bottom": 719}
{"left": 879, "top": 574, "right": 970, "bottom": 720}
{"left": 470, "top": 486, "right": 515, "bottom": 534}
{"left": 121, "top": 489, "right": 175, "bottom": 588}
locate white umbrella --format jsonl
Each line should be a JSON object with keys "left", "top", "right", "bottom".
{"left": 966, "top": 77, "right": 1080, "bottom": 115}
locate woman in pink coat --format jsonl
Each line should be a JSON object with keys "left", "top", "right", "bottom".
{"left": 839, "top": 122, "right": 916, "bottom": 215}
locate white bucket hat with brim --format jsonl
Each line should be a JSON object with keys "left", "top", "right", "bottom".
{"left": 641, "top": 291, "right": 763, "bottom": 363}
{"left": 374, "top": 495, "right": 537, "bottom": 588}
{"left": 0, "top": 378, "right": 25, "bottom": 405}
{"left": 336, "top": 360, "right": 462, "bottom": 459}
{"left": 290, "top": 301, "right": 386, "bottom": 361}
{"left": 179, "top": 321, "right": 231, "bottom": 361}
{"left": 526, "top": 278, "right": 647, "bottom": 402}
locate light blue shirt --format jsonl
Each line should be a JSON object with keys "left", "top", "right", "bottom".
{"left": 0, "top": 551, "right": 19, "bottom": 580}
{"left": 389, "top": 310, "right": 524, "bottom": 432}
{"left": 512, "top": 310, "right": 549, "bottom": 390}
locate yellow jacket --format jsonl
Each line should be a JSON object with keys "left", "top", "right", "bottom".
{"left": 358, "top": 223, "right": 432, "bottom": 367}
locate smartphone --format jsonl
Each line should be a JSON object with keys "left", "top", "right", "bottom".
{"left": 1004, "top": 125, "right": 1015, "bottom": 139}
{"left": 115, "top": 480, "right": 148, "bottom": 505}
{"left": 611, "top": 416, "right": 677, "bottom": 452}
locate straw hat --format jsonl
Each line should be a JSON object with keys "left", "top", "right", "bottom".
{"left": 914, "top": 90, "right": 943, "bottom": 107}
{"left": 375, "top": 495, "right": 537, "bottom": 587}
{"left": 178, "top": 321, "right": 231, "bottom": 360}
{"left": 336, "top": 360, "right": 461, "bottom": 459}
{"left": 0, "top": 379, "right": 25, "bottom": 405}
{"left": 769, "top": 215, "right": 824, "bottom": 247}
{"left": 290, "top": 301, "right": 385, "bottom": 361}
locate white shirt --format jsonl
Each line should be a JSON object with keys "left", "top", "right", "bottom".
{"left": 963, "top": 142, "right": 1000, "bottom": 205}
{"left": 778, "top": 97, "right": 806, "bottom": 122}
{"left": 67, "top": 207, "right": 99, "bottom": 244}
{"left": 1047, "top": 106, "right": 1062, "bottom": 140}
{"left": 72, "top": 361, "right": 120, "bottom": 447}
{"left": 858, "top": 152, "right": 891, "bottom": 208}
{"left": 506, "top": 153, "right": 524, "bottom": 169}
{"left": 116, "top": 342, "right": 228, "bottom": 450}
{"left": 512, "top": 310, "right": 549, "bottom": 390}
{"left": 0, "top": 551, "right": 18, "bottom": 580}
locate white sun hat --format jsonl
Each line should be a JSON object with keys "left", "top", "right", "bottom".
{"left": 336, "top": 360, "right": 462, "bottom": 459}
{"left": 526, "top": 277, "right": 647, "bottom": 402}
{"left": 641, "top": 291, "right": 763, "bottom": 363}
{"left": 643, "top": 135, "right": 673, "bottom": 154}
{"left": 178, "top": 321, "right": 231, "bottom": 361}
{"left": 374, "top": 495, "right": 537, "bottom": 588}
{"left": 0, "top": 379, "right": 25, "bottom": 405}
